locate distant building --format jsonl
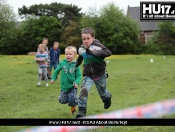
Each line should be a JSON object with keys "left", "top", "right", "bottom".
{"left": 127, "top": 6, "right": 158, "bottom": 44}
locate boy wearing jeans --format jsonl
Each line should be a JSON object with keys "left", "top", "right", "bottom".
{"left": 51, "top": 46, "right": 82, "bottom": 115}
{"left": 75, "top": 27, "right": 112, "bottom": 118}
{"left": 50, "top": 41, "right": 60, "bottom": 72}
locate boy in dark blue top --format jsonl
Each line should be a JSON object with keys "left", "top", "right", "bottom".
{"left": 49, "top": 42, "right": 60, "bottom": 73}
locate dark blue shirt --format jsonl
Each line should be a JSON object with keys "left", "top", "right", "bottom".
{"left": 49, "top": 48, "right": 60, "bottom": 63}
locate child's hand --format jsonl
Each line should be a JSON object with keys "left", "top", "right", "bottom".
{"left": 51, "top": 80, "right": 54, "bottom": 84}
{"left": 73, "top": 83, "right": 78, "bottom": 88}
{"left": 35, "top": 58, "right": 39, "bottom": 61}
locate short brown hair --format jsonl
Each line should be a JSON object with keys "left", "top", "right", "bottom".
{"left": 53, "top": 41, "right": 59, "bottom": 45}
{"left": 81, "top": 27, "right": 95, "bottom": 37}
{"left": 42, "top": 38, "right": 48, "bottom": 41}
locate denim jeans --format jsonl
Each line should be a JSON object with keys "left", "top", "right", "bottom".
{"left": 50, "top": 62, "right": 58, "bottom": 72}
{"left": 78, "top": 74, "right": 111, "bottom": 108}
{"left": 58, "top": 87, "right": 78, "bottom": 106}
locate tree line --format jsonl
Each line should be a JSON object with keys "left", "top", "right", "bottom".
{"left": 0, "top": 0, "right": 175, "bottom": 55}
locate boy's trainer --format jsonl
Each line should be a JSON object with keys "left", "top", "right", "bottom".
{"left": 104, "top": 95, "right": 112, "bottom": 109}
{"left": 76, "top": 107, "right": 86, "bottom": 118}
{"left": 70, "top": 106, "right": 76, "bottom": 115}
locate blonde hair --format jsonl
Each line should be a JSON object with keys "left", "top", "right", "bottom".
{"left": 65, "top": 46, "right": 77, "bottom": 55}
{"left": 38, "top": 44, "right": 45, "bottom": 51}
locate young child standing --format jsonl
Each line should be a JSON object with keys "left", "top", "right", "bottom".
{"left": 38, "top": 38, "right": 51, "bottom": 79}
{"left": 49, "top": 42, "right": 60, "bottom": 73}
{"left": 35, "top": 44, "right": 49, "bottom": 87}
{"left": 75, "top": 27, "right": 112, "bottom": 118}
{"left": 51, "top": 46, "right": 82, "bottom": 115}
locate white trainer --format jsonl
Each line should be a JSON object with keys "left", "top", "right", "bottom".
{"left": 46, "top": 83, "right": 49, "bottom": 87}
{"left": 37, "top": 82, "right": 41, "bottom": 86}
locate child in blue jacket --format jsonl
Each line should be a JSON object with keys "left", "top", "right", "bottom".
{"left": 49, "top": 42, "right": 60, "bottom": 73}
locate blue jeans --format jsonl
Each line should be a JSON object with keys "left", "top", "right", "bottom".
{"left": 78, "top": 74, "right": 111, "bottom": 108}
{"left": 50, "top": 62, "right": 58, "bottom": 72}
{"left": 58, "top": 87, "right": 78, "bottom": 106}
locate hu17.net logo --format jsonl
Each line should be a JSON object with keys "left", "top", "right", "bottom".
{"left": 140, "top": 2, "right": 175, "bottom": 21}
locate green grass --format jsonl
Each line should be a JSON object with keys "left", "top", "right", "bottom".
{"left": 0, "top": 55, "right": 175, "bottom": 132}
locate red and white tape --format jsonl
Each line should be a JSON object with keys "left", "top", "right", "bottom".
{"left": 19, "top": 98, "right": 175, "bottom": 132}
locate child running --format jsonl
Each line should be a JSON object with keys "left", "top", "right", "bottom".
{"left": 75, "top": 27, "right": 112, "bottom": 118}
{"left": 51, "top": 46, "right": 82, "bottom": 115}
{"left": 35, "top": 44, "right": 49, "bottom": 87}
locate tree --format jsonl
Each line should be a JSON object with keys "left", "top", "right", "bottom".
{"left": 0, "top": 0, "right": 16, "bottom": 23}
{"left": 19, "top": 15, "right": 62, "bottom": 53}
{"left": 157, "top": 22, "right": 175, "bottom": 44}
{"left": 142, "top": 22, "right": 175, "bottom": 55}
{"left": 61, "top": 21, "right": 82, "bottom": 49}
{"left": 81, "top": 2, "right": 141, "bottom": 54}
{"left": 155, "top": 22, "right": 175, "bottom": 54}
{"left": 0, "top": 0, "right": 19, "bottom": 54}
{"left": 18, "top": 2, "right": 83, "bottom": 27}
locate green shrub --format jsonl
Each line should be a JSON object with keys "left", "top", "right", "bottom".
{"left": 142, "top": 40, "right": 163, "bottom": 55}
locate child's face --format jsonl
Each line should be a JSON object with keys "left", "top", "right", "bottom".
{"left": 65, "top": 49, "right": 75, "bottom": 62}
{"left": 38, "top": 45, "right": 44, "bottom": 52}
{"left": 54, "top": 44, "right": 58, "bottom": 49}
{"left": 43, "top": 40, "right": 48, "bottom": 45}
{"left": 82, "top": 33, "right": 94, "bottom": 48}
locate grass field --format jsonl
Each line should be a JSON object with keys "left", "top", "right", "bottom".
{"left": 0, "top": 54, "right": 175, "bottom": 132}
